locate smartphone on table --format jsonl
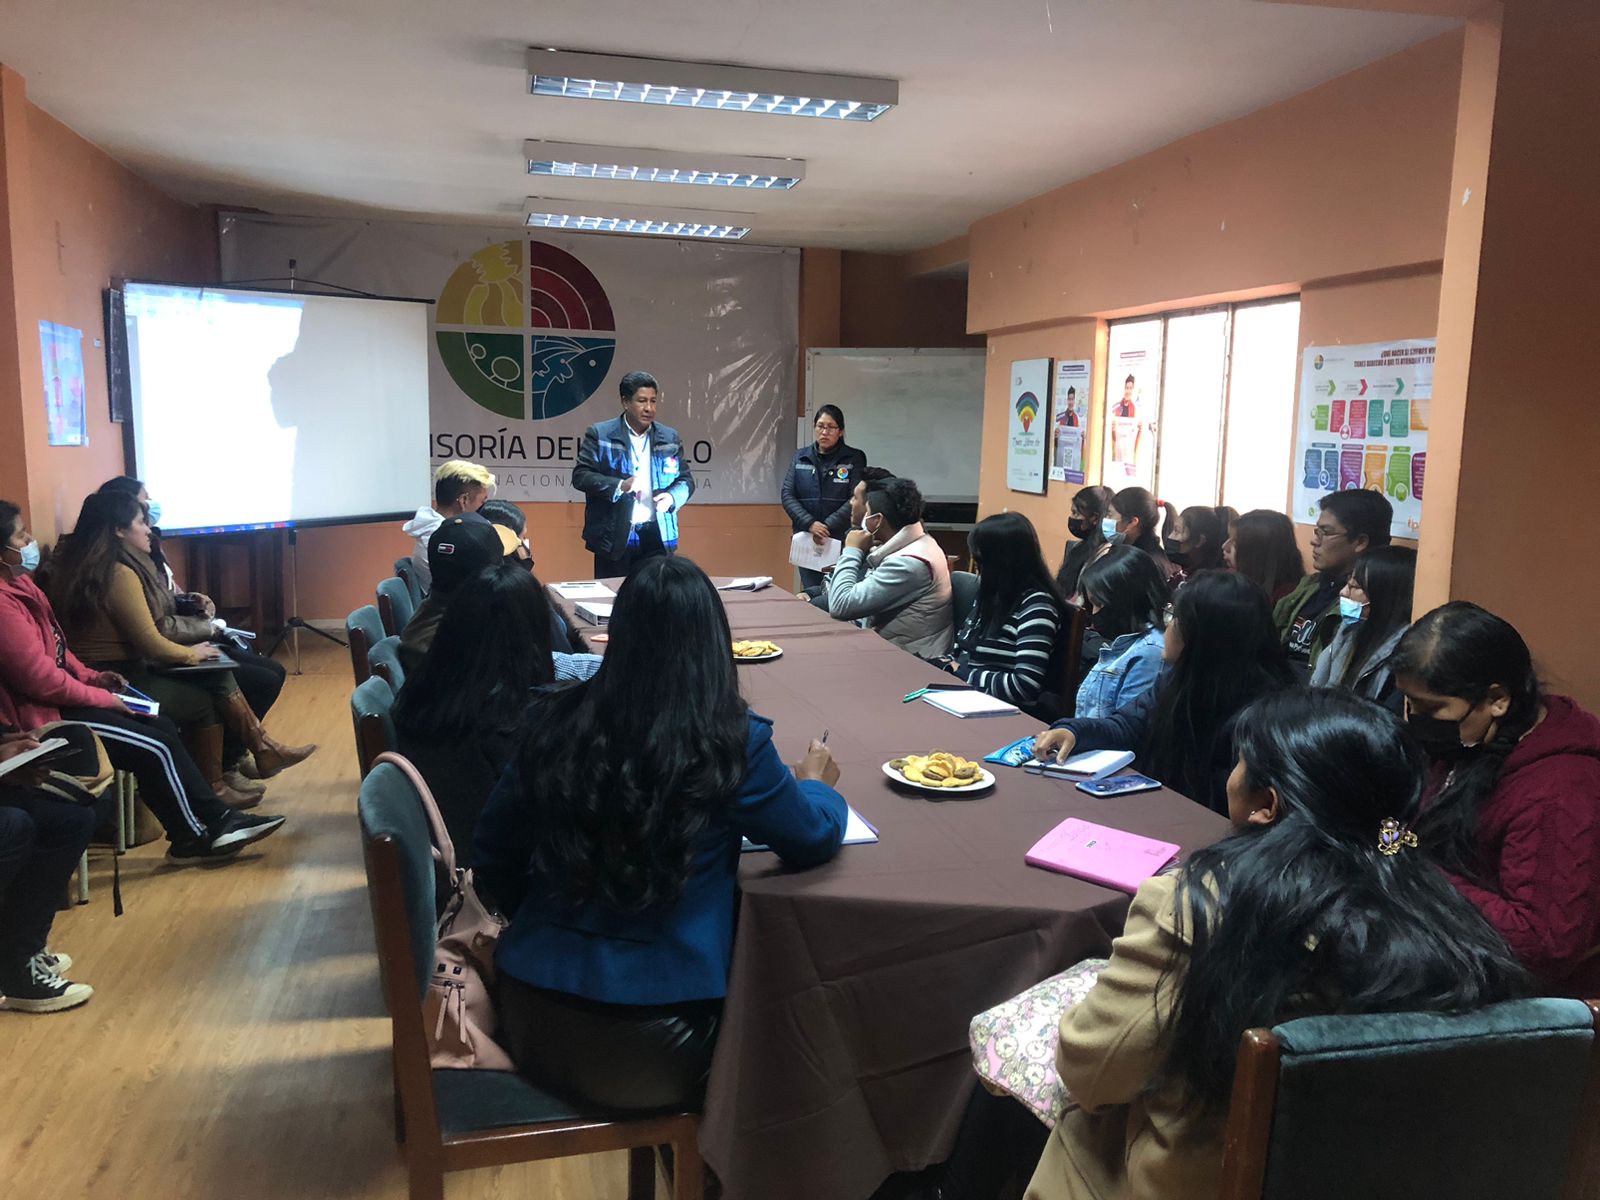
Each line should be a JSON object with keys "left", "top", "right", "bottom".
{"left": 1075, "top": 773, "right": 1162, "bottom": 798}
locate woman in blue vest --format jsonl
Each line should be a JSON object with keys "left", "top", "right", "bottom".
{"left": 781, "top": 405, "right": 868, "bottom": 593}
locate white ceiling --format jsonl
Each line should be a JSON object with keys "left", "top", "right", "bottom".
{"left": 2, "top": 0, "right": 1456, "bottom": 252}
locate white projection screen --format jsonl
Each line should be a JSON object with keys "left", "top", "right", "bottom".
{"left": 123, "top": 282, "right": 430, "bottom": 533}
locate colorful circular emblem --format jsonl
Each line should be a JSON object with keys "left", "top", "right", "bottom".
{"left": 1014, "top": 390, "right": 1039, "bottom": 433}
{"left": 436, "top": 240, "right": 617, "bottom": 420}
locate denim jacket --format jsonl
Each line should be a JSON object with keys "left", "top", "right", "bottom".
{"left": 1074, "top": 626, "right": 1164, "bottom": 720}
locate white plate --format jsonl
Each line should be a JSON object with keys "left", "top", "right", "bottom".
{"left": 881, "top": 760, "right": 996, "bottom": 794}
{"left": 733, "top": 646, "right": 783, "bottom": 662}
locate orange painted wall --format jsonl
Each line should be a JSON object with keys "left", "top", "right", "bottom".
{"left": 840, "top": 251, "right": 982, "bottom": 349}
{"left": 0, "top": 67, "right": 216, "bottom": 541}
{"left": 970, "top": 33, "right": 1463, "bottom": 566}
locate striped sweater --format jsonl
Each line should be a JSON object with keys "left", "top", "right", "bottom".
{"left": 953, "top": 589, "right": 1062, "bottom": 706}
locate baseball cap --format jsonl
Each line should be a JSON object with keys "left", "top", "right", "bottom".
{"left": 426, "top": 514, "right": 505, "bottom": 594}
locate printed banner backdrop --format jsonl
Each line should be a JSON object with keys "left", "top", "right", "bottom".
{"left": 219, "top": 214, "right": 799, "bottom": 503}
{"left": 1293, "top": 339, "right": 1435, "bottom": 540}
{"left": 1007, "top": 358, "right": 1051, "bottom": 494}
{"left": 1049, "top": 359, "right": 1091, "bottom": 483}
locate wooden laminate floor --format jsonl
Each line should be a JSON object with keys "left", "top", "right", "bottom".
{"left": 3, "top": 637, "right": 640, "bottom": 1199}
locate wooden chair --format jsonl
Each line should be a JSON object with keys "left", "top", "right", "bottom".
{"left": 358, "top": 757, "right": 704, "bottom": 1200}
{"left": 378, "top": 576, "right": 416, "bottom": 638}
{"left": 347, "top": 605, "right": 385, "bottom": 685}
{"left": 350, "top": 676, "right": 397, "bottom": 778}
{"left": 369, "top": 635, "right": 406, "bottom": 692}
{"left": 1218, "top": 998, "right": 1600, "bottom": 1199}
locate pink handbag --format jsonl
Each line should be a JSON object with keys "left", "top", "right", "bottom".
{"left": 373, "top": 752, "right": 514, "bottom": 1071}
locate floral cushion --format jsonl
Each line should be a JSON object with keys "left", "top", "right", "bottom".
{"left": 968, "top": 958, "right": 1109, "bottom": 1127}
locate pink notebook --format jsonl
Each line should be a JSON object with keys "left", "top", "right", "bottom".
{"left": 1024, "top": 817, "right": 1179, "bottom": 893}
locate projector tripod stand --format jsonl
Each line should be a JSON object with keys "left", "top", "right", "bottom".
{"left": 264, "top": 527, "right": 345, "bottom": 675}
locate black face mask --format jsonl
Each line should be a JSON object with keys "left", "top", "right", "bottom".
{"left": 1068, "top": 517, "right": 1092, "bottom": 540}
{"left": 1406, "top": 712, "right": 1479, "bottom": 762}
{"left": 1089, "top": 608, "right": 1124, "bottom": 640}
{"left": 1164, "top": 537, "right": 1190, "bottom": 568}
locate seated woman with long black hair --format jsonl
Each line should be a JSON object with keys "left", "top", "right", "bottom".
{"left": 1309, "top": 545, "right": 1415, "bottom": 711}
{"left": 1033, "top": 571, "right": 1294, "bottom": 813}
{"left": 934, "top": 513, "right": 1063, "bottom": 711}
{"left": 1391, "top": 602, "right": 1600, "bottom": 996}
{"left": 45, "top": 493, "right": 314, "bottom": 807}
{"left": 1106, "top": 487, "right": 1178, "bottom": 584}
{"left": 1163, "top": 504, "right": 1235, "bottom": 582}
{"left": 1055, "top": 486, "right": 1112, "bottom": 602}
{"left": 473, "top": 556, "right": 848, "bottom": 1111}
{"left": 1225, "top": 508, "right": 1305, "bottom": 607}
{"left": 1023, "top": 690, "right": 1527, "bottom": 1200}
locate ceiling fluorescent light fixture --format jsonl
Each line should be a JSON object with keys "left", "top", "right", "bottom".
{"left": 523, "top": 198, "right": 752, "bottom": 241}
{"left": 525, "top": 140, "right": 805, "bottom": 190}
{"left": 527, "top": 48, "right": 897, "bottom": 121}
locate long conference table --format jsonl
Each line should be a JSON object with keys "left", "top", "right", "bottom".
{"left": 547, "top": 578, "right": 1227, "bottom": 1200}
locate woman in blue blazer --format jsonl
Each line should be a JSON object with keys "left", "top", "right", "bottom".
{"left": 474, "top": 556, "right": 847, "bottom": 1111}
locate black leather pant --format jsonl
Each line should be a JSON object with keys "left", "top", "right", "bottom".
{"left": 495, "top": 973, "right": 721, "bottom": 1113}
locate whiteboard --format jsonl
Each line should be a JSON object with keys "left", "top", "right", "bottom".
{"left": 805, "top": 348, "right": 986, "bottom": 503}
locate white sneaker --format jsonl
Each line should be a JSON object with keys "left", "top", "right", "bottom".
{"left": 34, "top": 949, "right": 71, "bottom": 974}
{"left": 0, "top": 957, "right": 93, "bottom": 1013}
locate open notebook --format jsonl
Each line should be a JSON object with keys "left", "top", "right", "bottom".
{"left": 743, "top": 805, "right": 877, "bottom": 853}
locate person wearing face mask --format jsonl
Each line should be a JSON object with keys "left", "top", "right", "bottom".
{"left": 1032, "top": 571, "right": 1294, "bottom": 814}
{"left": 1055, "top": 486, "right": 1112, "bottom": 602}
{"left": 45, "top": 493, "right": 315, "bottom": 807}
{"left": 781, "top": 405, "right": 868, "bottom": 594}
{"left": 1106, "top": 488, "right": 1179, "bottom": 585}
{"left": 827, "top": 477, "right": 953, "bottom": 658}
{"left": 1274, "top": 489, "right": 1392, "bottom": 676}
{"left": 802, "top": 466, "right": 895, "bottom": 610}
{"left": 1072, "top": 546, "right": 1169, "bottom": 720}
{"left": 1309, "top": 546, "right": 1414, "bottom": 712}
{"left": 0, "top": 499, "right": 284, "bottom": 863}
{"left": 1390, "top": 602, "right": 1600, "bottom": 997}
{"left": 97, "top": 475, "right": 291, "bottom": 786}
{"left": 1163, "top": 505, "right": 1234, "bottom": 584}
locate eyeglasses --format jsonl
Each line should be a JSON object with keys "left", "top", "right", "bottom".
{"left": 814, "top": 422, "right": 840, "bottom": 432}
{"left": 1311, "top": 526, "right": 1348, "bottom": 542}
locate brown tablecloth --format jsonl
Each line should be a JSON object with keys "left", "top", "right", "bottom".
{"left": 547, "top": 579, "right": 1228, "bottom": 1200}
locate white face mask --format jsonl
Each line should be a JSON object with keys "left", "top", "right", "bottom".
{"left": 145, "top": 500, "right": 162, "bottom": 526}
{"left": 864, "top": 512, "right": 883, "bottom": 538}
{"left": 1101, "top": 517, "right": 1119, "bottom": 541}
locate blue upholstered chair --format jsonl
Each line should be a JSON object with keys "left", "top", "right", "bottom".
{"left": 1218, "top": 997, "right": 1600, "bottom": 1199}
{"left": 346, "top": 605, "right": 385, "bottom": 685}
{"left": 358, "top": 755, "right": 702, "bottom": 1200}
{"left": 368, "top": 636, "right": 406, "bottom": 693}
{"left": 394, "top": 556, "right": 425, "bottom": 607}
{"left": 378, "top": 576, "right": 416, "bottom": 638}
{"left": 350, "top": 676, "right": 396, "bottom": 779}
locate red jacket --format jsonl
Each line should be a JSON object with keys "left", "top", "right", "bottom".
{"left": 1437, "top": 694, "right": 1600, "bottom": 997}
{"left": 0, "top": 572, "right": 119, "bottom": 730}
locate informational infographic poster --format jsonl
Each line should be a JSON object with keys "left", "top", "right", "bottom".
{"left": 1293, "top": 339, "right": 1435, "bottom": 540}
{"left": 1049, "top": 359, "right": 1092, "bottom": 483}
{"left": 1007, "top": 357, "right": 1051, "bottom": 494}
{"left": 39, "top": 320, "right": 87, "bottom": 447}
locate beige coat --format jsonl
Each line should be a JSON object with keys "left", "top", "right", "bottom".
{"left": 1025, "top": 872, "right": 1223, "bottom": 1200}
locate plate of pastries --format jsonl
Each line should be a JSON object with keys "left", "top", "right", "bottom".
{"left": 732, "top": 639, "right": 783, "bottom": 662}
{"left": 882, "top": 751, "right": 996, "bottom": 794}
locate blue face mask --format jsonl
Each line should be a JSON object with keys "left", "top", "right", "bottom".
{"left": 1101, "top": 517, "right": 1119, "bottom": 541}
{"left": 7, "top": 540, "right": 40, "bottom": 572}
{"left": 145, "top": 501, "right": 162, "bottom": 526}
{"left": 1338, "top": 595, "right": 1366, "bottom": 625}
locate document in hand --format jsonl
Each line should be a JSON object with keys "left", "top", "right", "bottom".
{"left": 0, "top": 736, "right": 72, "bottom": 780}
{"left": 922, "top": 690, "right": 1019, "bottom": 718}
{"left": 743, "top": 805, "right": 878, "bottom": 852}
{"left": 789, "top": 531, "right": 842, "bottom": 571}
{"left": 718, "top": 577, "right": 774, "bottom": 592}
{"left": 575, "top": 602, "right": 613, "bottom": 626}
{"left": 1024, "top": 817, "right": 1179, "bottom": 893}
{"left": 552, "top": 581, "right": 617, "bottom": 601}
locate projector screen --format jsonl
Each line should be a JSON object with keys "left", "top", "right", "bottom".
{"left": 123, "top": 282, "right": 431, "bottom": 534}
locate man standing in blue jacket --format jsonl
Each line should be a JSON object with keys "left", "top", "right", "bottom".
{"left": 572, "top": 371, "right": 695, "bottom": 578}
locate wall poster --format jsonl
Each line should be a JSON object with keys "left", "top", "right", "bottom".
{"left": 1101, "top": 319, "right": 1162, "bottom": 487}
{"left": 1007, "top": 357, "right": 1051, "bottom": 494}
{"left": 1292, "top": 339, "right": 1435, "bottom": 540}
{"left": 1049, "top": 359, "right": 1091, "bottom": 483}
{"left": 40, "top": 320, "right": 88, "bottom": 447}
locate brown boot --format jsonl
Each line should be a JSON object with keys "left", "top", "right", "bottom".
{"left": 181, "top": 723, "right": 262, "bottom": 810}
{"left": 221, "top": 691, "right": 317, "bottom": 779}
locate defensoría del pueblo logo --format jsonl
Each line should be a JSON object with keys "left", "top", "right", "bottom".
{"left": 436, "top": 240, "right": 617, "bottom": 420}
